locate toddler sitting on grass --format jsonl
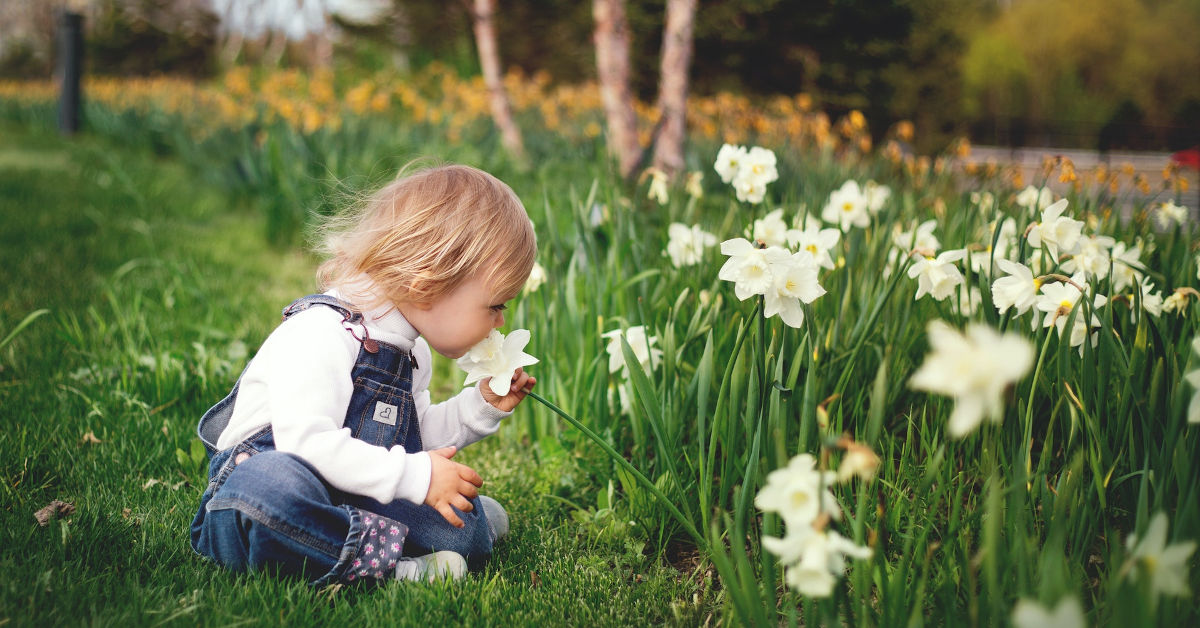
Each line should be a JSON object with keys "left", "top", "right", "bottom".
{"left": 189, "top": 164, "right": 537, "bottom": 584}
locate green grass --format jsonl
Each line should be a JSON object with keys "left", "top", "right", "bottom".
{"left": 4, "top": 88, "right": 1198, "bottom": 626}
{"left": 0, "top": 124, "right": 713, "bottom": 626}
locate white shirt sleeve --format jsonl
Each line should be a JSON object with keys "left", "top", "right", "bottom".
{"left": 246, "top": 308, "right": 433, "bottom": 505}
{"left": 410, "top": 337, "right": 511, "bottom": 450}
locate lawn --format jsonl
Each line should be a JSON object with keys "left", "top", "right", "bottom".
{"left": 3, "top": 66, "right": 1198, "bottom": 624}
{"left": 0, "top": 123, "right": 712, "bottom": 626}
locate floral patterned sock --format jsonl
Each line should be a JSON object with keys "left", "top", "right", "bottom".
{"left": 345, "top": 512, "right": 408, "bottom": 583}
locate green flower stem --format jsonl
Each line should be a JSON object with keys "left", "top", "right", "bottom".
{"left": 1022, "top": 323, "right": 1057, "bottom": 480}
{"left": 527, "top": 390, "right": 709, "bottom": 554}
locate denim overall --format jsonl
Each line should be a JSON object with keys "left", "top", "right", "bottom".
{"left": 189, "top": 295, "right": 493, "bottom": 585}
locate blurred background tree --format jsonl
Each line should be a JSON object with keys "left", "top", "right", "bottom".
{"left": 3, "top": 0, "right": 1198, "bottom": 152}
{"left": 962, "top": 0, "right": 1200, "bottom": 151}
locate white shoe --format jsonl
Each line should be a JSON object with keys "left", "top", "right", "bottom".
{"left": 479, "top": 495, "right": 509, "bottom": 543}
{"left": 394, "top": 551, "right": 468, "bottom": 581}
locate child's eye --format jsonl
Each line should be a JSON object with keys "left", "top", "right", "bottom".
{"left": 490, "top": 304, "right": 508, "bottom": 312}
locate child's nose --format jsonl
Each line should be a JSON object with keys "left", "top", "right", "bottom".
{"left": 494, "top": 312, "right": 505, "bottom": 328}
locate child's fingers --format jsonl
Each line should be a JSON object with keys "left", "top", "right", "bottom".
{"left": 509, "top": 371, "right": 536, "bottom": 394}
{"left": 430, "top": 446, "right": 457, "bottom": 459}
{"left": 459, "top": 465, "right": 483, "bottom": 487}
{"left": 451, "top": 493, "right": 475, "bottom": 513}
{"left": 437, "top": 504, "right": 465, "bottom": 528}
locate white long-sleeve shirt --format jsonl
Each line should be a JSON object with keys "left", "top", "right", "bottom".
{"left": 214, "top": 288, "right": 510, "bottom": 505}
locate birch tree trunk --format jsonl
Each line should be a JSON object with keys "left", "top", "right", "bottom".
{"left": 651, "top": 0, "right": 696, "bottom": 179}
{"left": 593, "top": 0, "right": 641, "bottom": 179}
{"left": 471, "top": 0, "right": 526, "bottom": 163}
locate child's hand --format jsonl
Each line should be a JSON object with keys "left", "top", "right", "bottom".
{"left": 425, "top": 446, "right": 483, "bottom": 528}
{"left": 481, "top": 367, "right": 537, "bottom": 412}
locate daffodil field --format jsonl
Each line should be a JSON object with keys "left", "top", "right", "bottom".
{"left": 3, "top": 68, "right": 1198, "bottom": 625}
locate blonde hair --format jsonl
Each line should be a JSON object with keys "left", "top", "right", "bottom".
{"left": 316, "top": 164, "right": 536, "bottom": 312}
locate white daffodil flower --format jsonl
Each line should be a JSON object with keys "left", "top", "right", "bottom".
{"left": 1035, "top": 274, "right": 1107, "bottom": 348}
{"left": 685, "top": 171, "right": 704, "bottom": 198}
{"left": 1110, "top": 240, "right": 1145, "bottom": 293}
{"left": 1187, "top": 337, "right": 1200, "bottom": 424}
{"left": 646, "top": 168, "right": 669, "bottom": 205}
{"left": 1016, "top": 185, "right": 1054, "bottom": 214}
{"left": 715, "top": 144, "right": 778, "bottom": 204}
{"left": 907, "top": 249, "right": 966, "bottom": 302}
{"left": 608, "top": 381, "right": 633, "bottom": 415}
{"left": 765, "top": 528, "right": 872, "bottom": 598}
{"left": 714, "top": 143, "right": 747, "bottom": 184}
{"left": 665, "top": 222, "right": 717, "bottom": 268}
{"left": 1061, "top": 233, "right": 1115, "bottom": 279}
{"left": 969, "top": 217, "right": 1018, "bottom": 278}
{"left": 1027, "top": 199, "right": 1084, "bottom": 260}
{"left": 836, "top": 442, "right": 881, "bottom": 483}
{"left": 733, "top": 173, "right": 768, "bottom": 204}
{"left": 958, "top": 286, "right": 983, "bottom": 316}
{"left": 523, "top": 262, "right": 547, "bottom": 294}
{"left": 744, "top": 146, "right": 780, "bottom": 186}
{"left": 1124, "top": 512, "right": 1197, "bottom": 598}
{"left": 785, "top": 222, "right": 841, "bottom": 270}
{"left": 1163, "top": 291, "right": 1190, "bottom": 316}
{"left": 457, "top": 329, "right": 539, "bottom": 397}
{"left": 821, "top": 180, "right": 871, "bottom": 232}
{"left": 1011, "top": 597, "right": 1086, "bottom": 628}
{"left": 762, "top": 248, "right": 825, "bottom": 328}
{"left": 864, "top": 180, "right": 891, "bottom": 214}
{"left": 992, "top": 259, "right": 1040, "bottom": 316}
{"left": 1129, "top": 277, "right": 1164, "bottom": 323}
{"left": 909, "top": 320, "right": 1035, "bottom": 438}
{"left": 1155, "top": 200, "right": 1188, "bottom": 229}
{"left": 892, "top": 219, "right": 941, "bottom": 254}
{"left": 602, "top": 325, "right": 662, "bottom": 377}
{"left": 971, "top": 191, "right": 996, "bottom": 213}
{"left": 719, "top": 238, "right": 774, "bottom": 300}
{"left": 751, "top": 208, "right": 791, "bottom": 247}
{"left": 755, "top": 453, "right": 841, "bottom": 528}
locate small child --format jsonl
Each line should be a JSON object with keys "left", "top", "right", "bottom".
{"left": 190, "top": 164, "right": 537, "bottom": 585}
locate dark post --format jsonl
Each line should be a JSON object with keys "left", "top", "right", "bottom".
{"left": 56, "top": 11, "right": 84, "bottom": 135}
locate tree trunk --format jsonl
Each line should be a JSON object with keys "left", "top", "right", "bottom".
{"left": 309, "top": 25, "right": 333, "bottom": 70}
{"left": 471, "top": 0, "right": 526, "bottom": 164}
{"left": 651, "top": 0, "right": 696, "bottom": 179}
{"left": 593, "top": 0, "right": 641, "bottom": 179}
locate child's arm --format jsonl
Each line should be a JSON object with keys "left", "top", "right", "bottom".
{"left": 411, "top": 338, "right": 535, "bottom": 450}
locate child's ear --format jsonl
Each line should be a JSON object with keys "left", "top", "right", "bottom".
{"left": 405, "top": 278, "right": 435, "bottom": 310}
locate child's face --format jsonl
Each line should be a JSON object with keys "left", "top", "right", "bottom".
{"left": 400, "top": 274, "right": 514, "bottom": 359}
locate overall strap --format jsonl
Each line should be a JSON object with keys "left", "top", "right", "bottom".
{"left": 282, "top": 294, "right": 382, "bottom": 354}
{"left": 282, "top": 294, "right": 359, "bottom": 323}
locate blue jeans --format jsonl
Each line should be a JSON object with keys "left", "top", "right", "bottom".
{"left": 189, "top": 295, "right": 494, "bottom": 585}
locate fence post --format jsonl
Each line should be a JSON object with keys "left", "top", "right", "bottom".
{"left": 56, "top": 11, "right": 83, "bottom": 135}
